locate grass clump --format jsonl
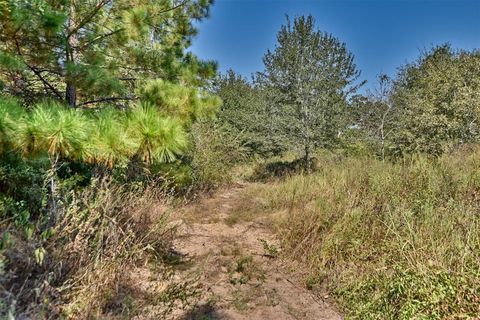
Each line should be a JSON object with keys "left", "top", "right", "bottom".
{"left": 239, "top": 147, "right": 480, "bottom": 319}
{"left": 0, "top": 179, "right": 199, "bottom": 319}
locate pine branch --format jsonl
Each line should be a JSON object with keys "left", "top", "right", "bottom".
{"left": 68, "top": 0, "right": 112, "bottom": 38}
{"left": 14, "top": 38, "right": 63, "bottom": 100}
{"left": 77, "top": 28, "right": 124, "bottom": 51}
{"left": 27, "top": 65, "right": 63, "bottom": 100}
{"left": 157, "top": 0, "right": 189, "bottom": 15}
{"left": 78, "top": 96, "right": 137, "bottom": 107}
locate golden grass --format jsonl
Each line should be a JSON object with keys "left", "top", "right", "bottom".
{"left": 233, "top": 147, "right": 480, "bottom": 319}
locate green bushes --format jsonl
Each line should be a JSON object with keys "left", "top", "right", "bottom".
{"left": 239, "top": 148, "right": 480, "bottom": 319}
{"left": 338, "top": 267, "right": 479, "bottom": 319}
{"left": 189, "top": 120, "right": 246, "bottom": 190}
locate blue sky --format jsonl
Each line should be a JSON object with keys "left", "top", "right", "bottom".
{"left": 190, "top": 0, "right": 480, "bottom": 91}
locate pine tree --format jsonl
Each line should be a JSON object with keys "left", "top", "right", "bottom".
{"left": 0, "top": 0, "right": 217, "bottom": 107}
{"left": 0, "top": 0, "right": 222, "bottom": 173}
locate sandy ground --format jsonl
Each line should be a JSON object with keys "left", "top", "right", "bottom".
{"left": 165, "top": 184, "right": 342, "bottom": 320}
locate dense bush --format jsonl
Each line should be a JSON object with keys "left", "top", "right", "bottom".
{"left": 189, "top": 120, "right": 246, "bottom": 190}
{"left": 0, "top": 154, "right": 47, "bottom": 224}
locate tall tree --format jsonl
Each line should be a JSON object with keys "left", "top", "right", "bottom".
{"left": 258, "top": 15, "right": 363, "bottom": 166}
{"left": 0, "top": 0, "right": 216, "bottom": 107}
{"left": 392, "top": 45, "right": 480, "bottom": 156}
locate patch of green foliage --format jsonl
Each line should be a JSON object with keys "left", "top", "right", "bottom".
{"left": 337, "top": 267, "right": 479, "bottom": 320}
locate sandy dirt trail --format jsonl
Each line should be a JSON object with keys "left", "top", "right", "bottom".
{"left": 169, "top": 184, "right": 342, "bottom": 320}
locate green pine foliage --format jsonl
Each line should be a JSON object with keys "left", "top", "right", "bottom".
{"left": 138, "top": 79, "right": 221, "bottom": 125}
{"left": 127, "top": 103, "right": 188, "bottom": 164}
{"left": 0, "top": 97, "right": 25, "bottom": 153}
{"left": 86, "top": 108, "right": 136, "bottom": 168}
{"left": 14, "top": 102, "right": 90, "bottom": 160}
{"left": 0, "top": 0, "right": 217, "bottom": 107}
{"left": 0, "top": 98, "right": 200, "bottom": 169}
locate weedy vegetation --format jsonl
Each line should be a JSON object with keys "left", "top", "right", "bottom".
{"left": 234, "top": 149, "right": 480, "bottom": 319}
{"left": 0, "top": 1, "right": 479, "bottom": 318}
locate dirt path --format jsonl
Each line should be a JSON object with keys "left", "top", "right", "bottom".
{"left": 169, "top": 184, "right": 342, "bottom": 320}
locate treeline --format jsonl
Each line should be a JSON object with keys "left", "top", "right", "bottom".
{"left": 212, "top": 16, "right": 480, "bottom": 169}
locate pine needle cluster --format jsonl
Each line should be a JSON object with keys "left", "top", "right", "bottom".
{"left": 0, "top": 95, "right": 217, "bottom": 169}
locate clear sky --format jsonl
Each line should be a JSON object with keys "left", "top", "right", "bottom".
{"left": 190, "top": 0, "right": 480, "bottom": 91}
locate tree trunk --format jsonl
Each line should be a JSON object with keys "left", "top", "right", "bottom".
{"left": 304, "top": 143, "right": 311, "bottom": 172}
{"left": 65, "top": 2, "right": 77, "bottom": 107}
{"left": 66, "top": 82, "right": 77, "bottom": 107}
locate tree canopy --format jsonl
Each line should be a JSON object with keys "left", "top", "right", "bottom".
{"left": 391, "top": 45, "right": 480, "bottom": 156}
{"left": 257, "top": 15, "right": 363, "bottom": 165}
{"left": 0, "top": 0, "right": 217, "bottom": 107}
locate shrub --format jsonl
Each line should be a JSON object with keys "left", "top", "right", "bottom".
{"left": 189, "top": 120, "right": 245, "bottom": 190}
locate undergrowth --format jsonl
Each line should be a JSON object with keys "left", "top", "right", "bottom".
{"left": 237, "top": 147, "right": 480, "bottom": 319}
{"left": 0, "top": 179, "right": 199, "bottom": 319}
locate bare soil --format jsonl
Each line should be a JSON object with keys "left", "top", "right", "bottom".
{"left": 168, "top": 184, "right": 342, "bottom": 320}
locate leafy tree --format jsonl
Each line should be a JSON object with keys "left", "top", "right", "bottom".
{"left": 0, "top": 0, "right": 217, "bottom": 107}
{"left": 392, "top": 45, "right": 480, "bottom": 156}
{"left": 257, "top": 15, "right": 363, "bottom": 166}
{"left": 213, "top": 70, "right": 286, "bottom": 157}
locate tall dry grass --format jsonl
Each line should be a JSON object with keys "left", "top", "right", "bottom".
{"left": 239, "top": 147, "right": 480, "bottom": 319}
{"left": 1, "top": 179, "right": 199, "bottom": 319}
